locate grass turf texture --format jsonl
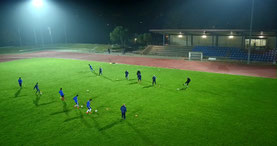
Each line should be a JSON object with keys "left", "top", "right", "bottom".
{"left": 0, "top": 58, "right": 276, "bottom": 145}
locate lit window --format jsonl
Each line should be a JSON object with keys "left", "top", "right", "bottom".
{"left": 245, "top": 39, "right": 266, "bottom": 47}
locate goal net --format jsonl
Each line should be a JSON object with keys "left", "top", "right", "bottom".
{"left": 189, "top": 52, "right": 203, "bottom": 61}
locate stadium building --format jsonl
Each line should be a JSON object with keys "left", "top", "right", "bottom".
{"left": 148, "top": 29, "right": 277, "bottom": 62}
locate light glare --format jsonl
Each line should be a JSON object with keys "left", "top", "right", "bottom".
{"left": 258, "top": 36, "right": 264, "bottom": 38}
{"left": 228, "top": 35, "right": 234, "bottom": 39}
{"left": 32, "top": 0, "right": 43, "bottom": 8}
{"left": 201, "top": 35, "right": 207, "bottom": 39}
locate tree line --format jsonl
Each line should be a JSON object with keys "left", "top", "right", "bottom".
{"left": 110, "top": 26, "right": 152, "bottom": 48}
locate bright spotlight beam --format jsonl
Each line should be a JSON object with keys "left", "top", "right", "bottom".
{"left": 32, "top": 0, "right": 43, "bottom": 8}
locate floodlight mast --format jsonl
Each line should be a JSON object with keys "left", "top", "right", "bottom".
{"left": 31, "top": 0, "right": 45, "bottom": 47}
{"left": 17, "top": 26, "right": 22, "bottom": 47}
{"left": 247, "top": 0, "right": 255, "bottom": 64}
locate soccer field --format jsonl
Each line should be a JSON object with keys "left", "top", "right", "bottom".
{"left": 0, "top": 58, "right": 276, "bottom": 145}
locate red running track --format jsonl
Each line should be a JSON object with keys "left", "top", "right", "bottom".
{"left": 0, "top": 51, "right": 276, "bottom": 78}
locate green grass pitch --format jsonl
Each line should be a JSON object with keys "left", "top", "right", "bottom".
{"left": 0, "top": 58, "right": 276, "bottom": 145}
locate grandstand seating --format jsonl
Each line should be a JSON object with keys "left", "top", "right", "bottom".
{"left": 145, "top": 45, "right": 193, "bottom": 57}
{"left": 192, "top": 46, "right": 277, "bottom": 62}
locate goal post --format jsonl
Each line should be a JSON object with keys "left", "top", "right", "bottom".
{"left": 189, "top": 52, "right": 203, "bottom": 61}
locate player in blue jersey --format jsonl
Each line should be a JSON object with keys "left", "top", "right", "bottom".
{"left": 86, "top": 99, "right": 92, "bottom": 114}
{"left": 59, "top": 88, "right": 65, "bottom": 101}
{"left": 152, "top": 75, "right": 156, "bottom": 86}
{"left": 137, "top": 73, "right": 141, "bottom": 83}
{"left": 184, "top": 77, "right": 191, "bottom": 88}
{"left": 125, "top": 70, "right": 129, "bottom": 80}
{"left": 120, "top": 104, "right": 127, "bottom": 120}
{"left": 99, "top": 67, "right": 103, "bottom": 75}
{"left": 18, "top": 77, "right": 22, "bottom": 88}
{"left": 33, "top": 82, "right": 41, "bottom": 94}
{"left": 73, "top": 95, "right": 79, "bottom": 109}
{"left": 89, "top": 64, "right": 93, "bottom": 72}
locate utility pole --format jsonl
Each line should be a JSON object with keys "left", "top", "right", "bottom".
{"left": 40, "top": 26, "right": 44, "bottom": 48}
{"left": 273, "top": 35, "right": 277, "bottom": 64}
{"left": 17, "top": 26, "right": 22, "bottom": 47}
{"left": 33, "top": 28, "right": 38, "bottom": 45}
{"left": 162, "top": 34, "right": 165, "bottom": 46}
{"left": 16, "top": 7, "right": 22, "bottom": 47}
{"left": 64, "top": 24, "right": 68, "bottom": 44}
{"left": 48, "top": 27, "right": 53, "bottom": 44}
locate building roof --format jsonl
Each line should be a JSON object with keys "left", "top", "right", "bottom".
{"left": 149, "top": 29, "right": 277, "bottom": 36}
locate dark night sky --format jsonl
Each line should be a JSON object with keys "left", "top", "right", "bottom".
{"left": 0, "top": 0, "right": 276, "bottom": 45}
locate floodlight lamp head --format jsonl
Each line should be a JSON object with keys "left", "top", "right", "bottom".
{"left": 228, "top": 35, "right": 234, "bottom": 39}
{"left": 258, "top": 36, "right": 264, "bottom": 38}
{"left": 32, "top": 0, "right": 43, "bottom": 8}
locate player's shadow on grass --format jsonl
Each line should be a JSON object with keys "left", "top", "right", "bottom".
{"left": 63, "top": 101, "right": 69, "bottom": 116}
{"left": 102, "top": 76, "right": 114, "bottom": 82}
{"left": 33, "top": 94, "right": 41, "bottom": 106}
{"left": 87, "top": 114, "right": 111, "bottom": 138}
{"left": 50, "top": 109, "right": 72, "bottom": 116}
{"left": 96, "top": 105, "right": 106, "bottom": 110}
{"left": 79, "top": 110, "right": 92, "bottom": 128}
{"left": 143, "top": 85, "right": 153, "bottom": 88}
{"left": 64, "top": 116, "right": 80, "bottom": 122}
{"left": 38, "top": 101, "right": 56, "bottom": 106}
{"left": 50, "top": 102, "right": 71, "bottom": 116}
{"left": 92, "top": 72, "right": 98, "bottom": 76}
{"left": 99, "top": 120, "right": 121, "bottom": 131}
{"left": 92, "top": 95, "right": 100, "bottom": 100}
{"left": 64, "top": 110, "right": 92, "bottom": 128}
{"left": 180, "top": 87, "right": 187, "bottom": 90}
{"left": 117, "top": 78, "right": 136, "bottom": 82}
{"left": 126, "top": 121, "right": 153, "bottom": 145}
{"left": 97, "top": 106, "right": 143, "bottom": 132}
{"left": 129, "top": 82, "right": 138, "bottom": 85}
{"left": 14, "top": 88, "right": 22, "bottom": 98}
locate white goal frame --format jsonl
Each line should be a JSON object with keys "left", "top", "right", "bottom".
{"left": 189, "top": 52, "right": 203, "bottom": 61}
